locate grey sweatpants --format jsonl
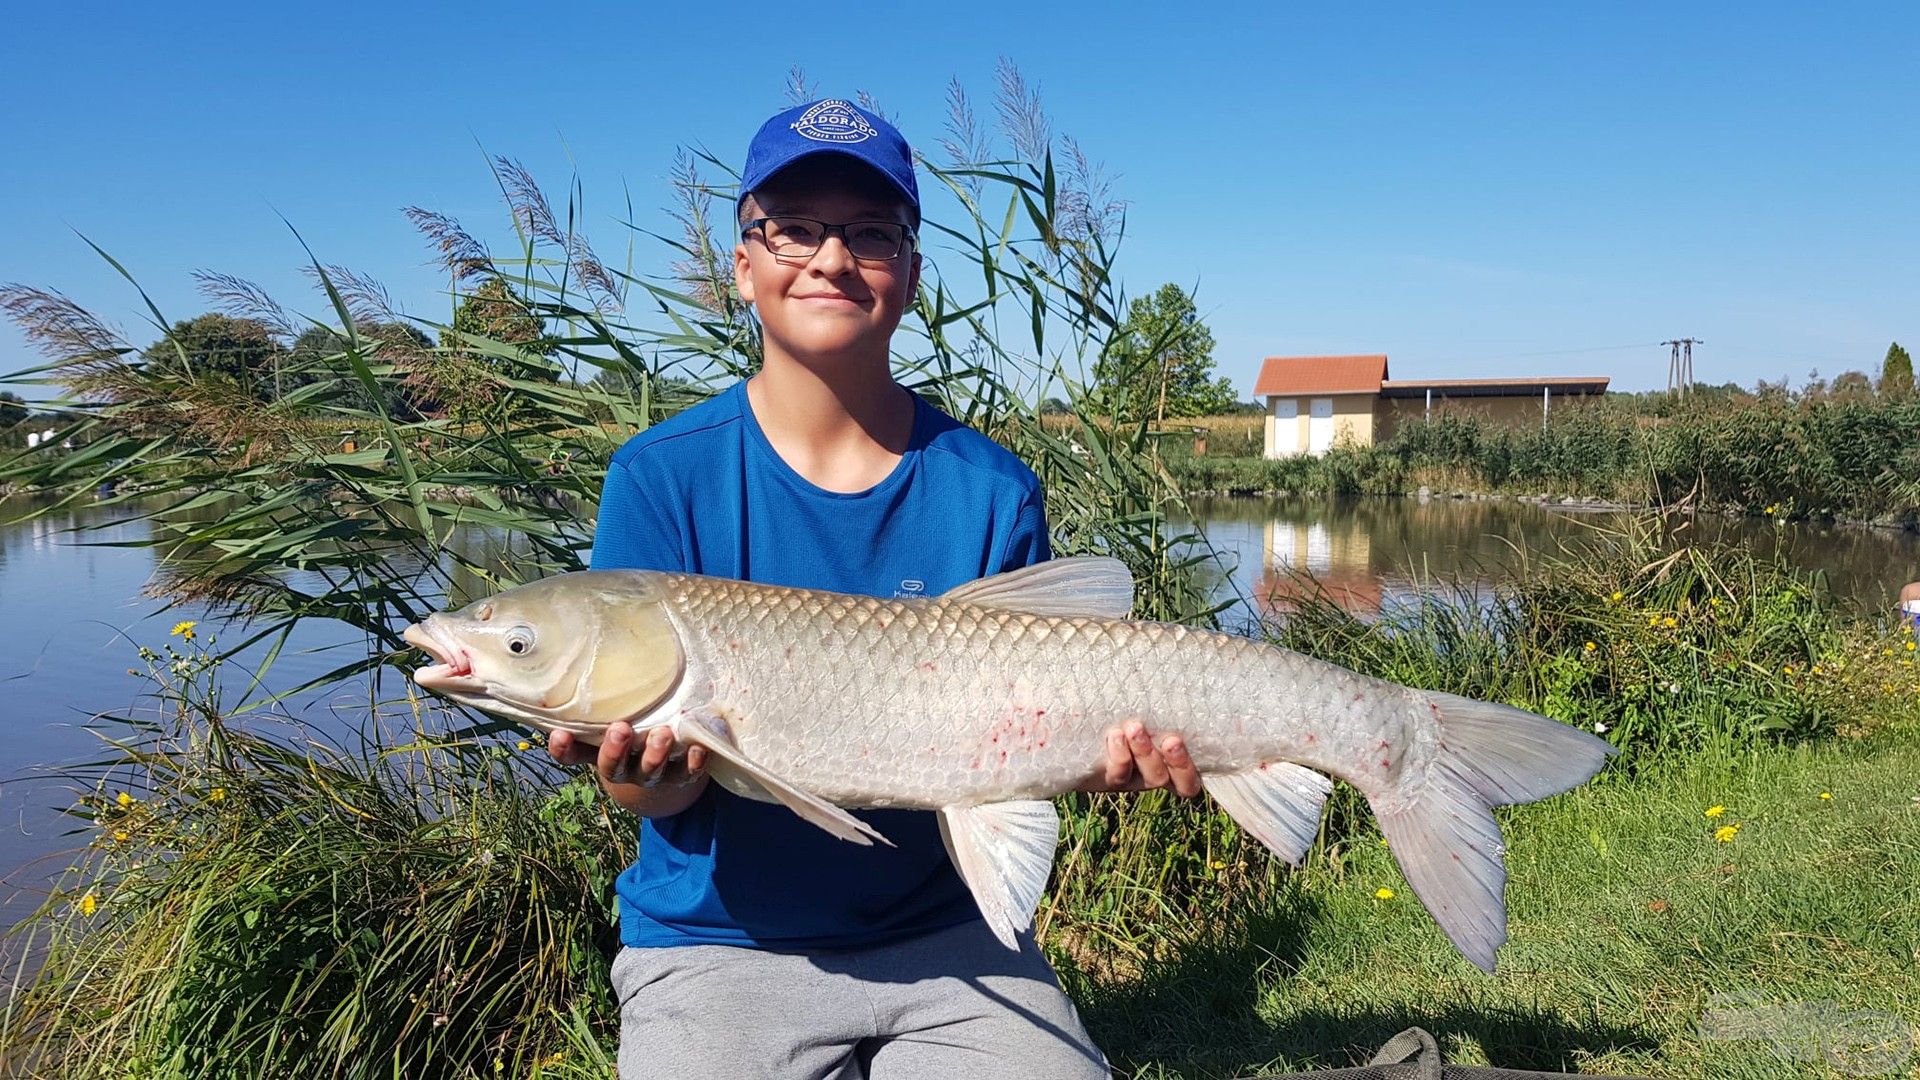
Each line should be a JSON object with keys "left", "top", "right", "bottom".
{"left": 610, "top": 919, "right": 1110, "bottom": 1079}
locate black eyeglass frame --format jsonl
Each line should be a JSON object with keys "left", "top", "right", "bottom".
{"left": 741, "top": 216, "right": 918, "bottom": 262}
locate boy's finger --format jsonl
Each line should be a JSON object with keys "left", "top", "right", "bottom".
{"left": 547, "top": 729, "right": 577, "bottom": 765}
{"left": 599, "top": 723, "right": 635, "bottom": 783}
{"left": 639, "top": 726, "right": 676, "bottom": 774}
{"left": 686, "top": 745, "right": 709, "bottom": 773}
{"left": 1161, "top": 735, "right": 1202, "bottom": 799}
{"left": 1127, "top": 722, "right": 1171, "bottom": 790}
{"left": 1103, "top": 728, "right": 1133, "bottom": 787}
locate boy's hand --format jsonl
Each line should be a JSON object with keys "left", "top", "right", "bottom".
{"left": 548, "top": 722, "right": 710, "bottom": 816}
{"left": 1079, "top": 720, "right": 1203, "bottom": 798}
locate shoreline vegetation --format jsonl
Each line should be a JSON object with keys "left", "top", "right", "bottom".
{"left": 1129, "top": 398, "right": 1920, "bottom": 531}
{"left": 4, "top": 73, "right": 1917, "bottom": 1076}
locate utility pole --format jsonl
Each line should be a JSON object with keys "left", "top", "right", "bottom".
{"left": 1662, "top": 338, "right": 1701, "bottom": 396}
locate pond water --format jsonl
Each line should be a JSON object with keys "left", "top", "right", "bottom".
{"left": 1182, "top": 495, "right": 1920, "bottom": 627}
{"left": 2, "top": 493, "right": 1916, "bottom": 932}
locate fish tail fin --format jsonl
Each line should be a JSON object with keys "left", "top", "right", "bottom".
{"left": 1376, "top": 691, "right": 1614, "bottom": 972}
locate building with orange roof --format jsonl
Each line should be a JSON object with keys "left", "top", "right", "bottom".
{"left": 1253, "top": 355, "right": 1609, "bottom": 457}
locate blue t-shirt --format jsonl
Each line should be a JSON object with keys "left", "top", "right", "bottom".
{"left": 591, "top": 380, "right": 1051, "bottom": 950}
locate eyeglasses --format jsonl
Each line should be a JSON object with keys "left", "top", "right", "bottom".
{"left": 743, "top": 216, "right": 915, "bottom": 262}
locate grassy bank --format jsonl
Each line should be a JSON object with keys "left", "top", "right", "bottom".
{"left": 1160, "top": 395, "right": 1920, "bottom": 527}
{"left": 1071, "top": 726, "right": 1920, "bottom": 1077}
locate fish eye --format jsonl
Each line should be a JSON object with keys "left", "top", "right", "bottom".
{"left": 505, "top": 627, "right": 536, "bottom": 655}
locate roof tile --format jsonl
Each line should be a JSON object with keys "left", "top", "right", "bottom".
{"left": 1253, "top": 355, "right": 1389, "bottom": 397}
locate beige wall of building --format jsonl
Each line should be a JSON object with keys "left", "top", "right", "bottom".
{"left": 1263, "top": 394, "right": 1377, "bottom": 457}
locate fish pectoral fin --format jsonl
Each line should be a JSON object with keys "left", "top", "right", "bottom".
{"left": 1203, "top": 762, "right": 1334, "bottom": 866}
{"left": 937, "top": 800, "right": 1061, "bottom": 950}
{"left": 671, "top": 717, "right": 892, "bottom": 848}
{"left": 939, "top": 556, "right": 1135, "bottom": 618}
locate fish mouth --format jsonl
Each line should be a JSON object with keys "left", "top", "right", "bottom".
{"left": 403, "top": 620, "right": 481, "bottom": 691}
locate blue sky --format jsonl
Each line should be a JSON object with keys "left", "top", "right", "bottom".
{"left": 3, "top": 2, "right": 1915, "bottom": 398}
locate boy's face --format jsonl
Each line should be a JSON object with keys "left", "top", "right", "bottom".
{"left": 733, "top": 156, "right": 921, "bottom": 366}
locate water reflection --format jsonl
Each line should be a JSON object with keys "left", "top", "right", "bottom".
{"left": 1184, "top": 495, "right": 1920, "bottom": 626}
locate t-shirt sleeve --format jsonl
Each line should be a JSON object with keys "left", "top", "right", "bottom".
{"left": 1000, "top": 485, "right": 1053, "bottom": 572}
{"left": 591, "top": 456, "right": 684, "bottom": 572}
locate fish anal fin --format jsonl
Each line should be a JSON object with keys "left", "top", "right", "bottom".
{"left": 1203, "top": 761, "right": 1333, "bottom": 866}
{"left": 671, "top": 713, "right": 892, "bottom": 848}
{"left": 937, "top": 800, "right": 1061, "bottom": 949}
{"left": 940, "top": 556, "right": 1134, "bottom": 618}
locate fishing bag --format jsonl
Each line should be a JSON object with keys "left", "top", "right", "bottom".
{"left": 1254, "top": 1027, "right": 1652, "bottom": 1079}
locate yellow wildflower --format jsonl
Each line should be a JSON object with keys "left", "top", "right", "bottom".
{"left": 112, "top": 829, "right": 129, "bottom": 843}
{"left": 209, "top": 787, "right": 226, "bottom": 803}
{"left": 1764, "top": 504, "right": 1777, "bottom": 515}
{"left": 1378, "top": 837, "right": 1390, "bottom": 847}
{"left": 78, "top": 891, "right": 98, "bottom": 917}
{"left": 1648, "top": 615, "right": 1661, "bottom": 628}
{"left": 1818, "top": 792, "right": 1833, "bottom": 800}
{"left": 1783, "top": 665, "right": 1796, "bottom": 676}
{"left": 516, "top": 740, "right": 532, "bottom": 752}
{"left": 1713, "top": 823, "right": 1741, "bottom": 843}
{"left": 1662, "top": 616, "right": 1677, "bottom": 629}
{"left": 1811, "top": 665, "right": 1823, "bottom": 676}
{"left": 1583, "top": 641, "right": 1597, "bottom": 653}
{"left": 1709, "top": 597, "right": 1722, "bottom": 607}
{"left": 1704, "top": 805, "right": 1725, "bottom": 818}
{"left": 116, "top": 792, "right": 133, "bottom": 809}
{"left": 170, "top": 620, "right": 197, "bottom": 638}
{"left": 1907, "top": 641, "right": 1916, "bottom": 652}
{"left": 1209, "top": 859, "right": 1228, "bottom": 871}
{"left": 1374, "top": 887, "right": 1396, "bottom": 900}
{"left": 1608, "top": 590, "right": 1624, "bottom": 603}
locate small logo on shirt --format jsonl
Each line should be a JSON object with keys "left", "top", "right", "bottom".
{"left": 893, "top": 579, "right": 926, "bottom": 598}
{"left": 791, "top": 100, "right": 878, "bottom": 144}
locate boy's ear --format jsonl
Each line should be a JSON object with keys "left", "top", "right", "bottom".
{"left": 733, "top": 241, "right": 756, "bottom": 306}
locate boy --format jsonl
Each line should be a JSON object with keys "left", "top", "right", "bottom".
{"left": 548, "top": 98, "right": 1199, "bottom": 1079}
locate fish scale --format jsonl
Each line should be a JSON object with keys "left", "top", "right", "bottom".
{"left": 405, "top": 555, "right": 1614, "bottom": 972}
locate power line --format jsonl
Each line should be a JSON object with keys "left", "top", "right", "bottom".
{"left": 1419, "top": 341, "right": 1666, "bottom": 365}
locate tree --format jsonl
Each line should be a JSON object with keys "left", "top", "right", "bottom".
{"left": 1883, "top": 341, "right": 1914, "bottom": 398}
{"left": 0, "top": 391, "right": 26, "bottom": 429}
{"left": 430, "top": 278, "right": 558, "bottom": 422}
{"left": 139, "top": 313, "right": 287, "bottom": 397}
{"left": 1829, "top": 369, "right": 1875, "bottom": 400}
{"left": 1096, "top": 283, "right": 1238, "bottom": 422}
{"left": 287, "top": 321, "right": 436, "bottom": 414}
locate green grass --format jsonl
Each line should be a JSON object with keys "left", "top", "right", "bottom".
{"left": 1065, "top": 726, "right": 1920, "bottom": 1078}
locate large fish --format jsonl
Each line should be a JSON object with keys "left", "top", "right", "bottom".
{"left": 402, "top": 557, "right": 1612, "bottom": 971}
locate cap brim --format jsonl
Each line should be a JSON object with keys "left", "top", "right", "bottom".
{"left": 741, "top": 147, "right": 918, "bottom": 214}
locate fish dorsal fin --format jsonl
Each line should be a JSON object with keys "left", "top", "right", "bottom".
{"left": 937, "top": 800, "right": 1061, "bottom": 949}
{"left": 940, "top": 556, "right": 1134, "bottom": 618}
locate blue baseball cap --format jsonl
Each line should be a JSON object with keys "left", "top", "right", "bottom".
{"left": 739, "top": 99, "right": 919, "bottom": 218}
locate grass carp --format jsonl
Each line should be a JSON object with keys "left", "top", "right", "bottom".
{"left": 403, "top": 556, "right": 1612, "bottom": 972}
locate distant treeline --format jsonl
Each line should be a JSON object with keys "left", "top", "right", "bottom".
{"left": 1167, "top": 388, "right": 1920, "bottom": 525}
